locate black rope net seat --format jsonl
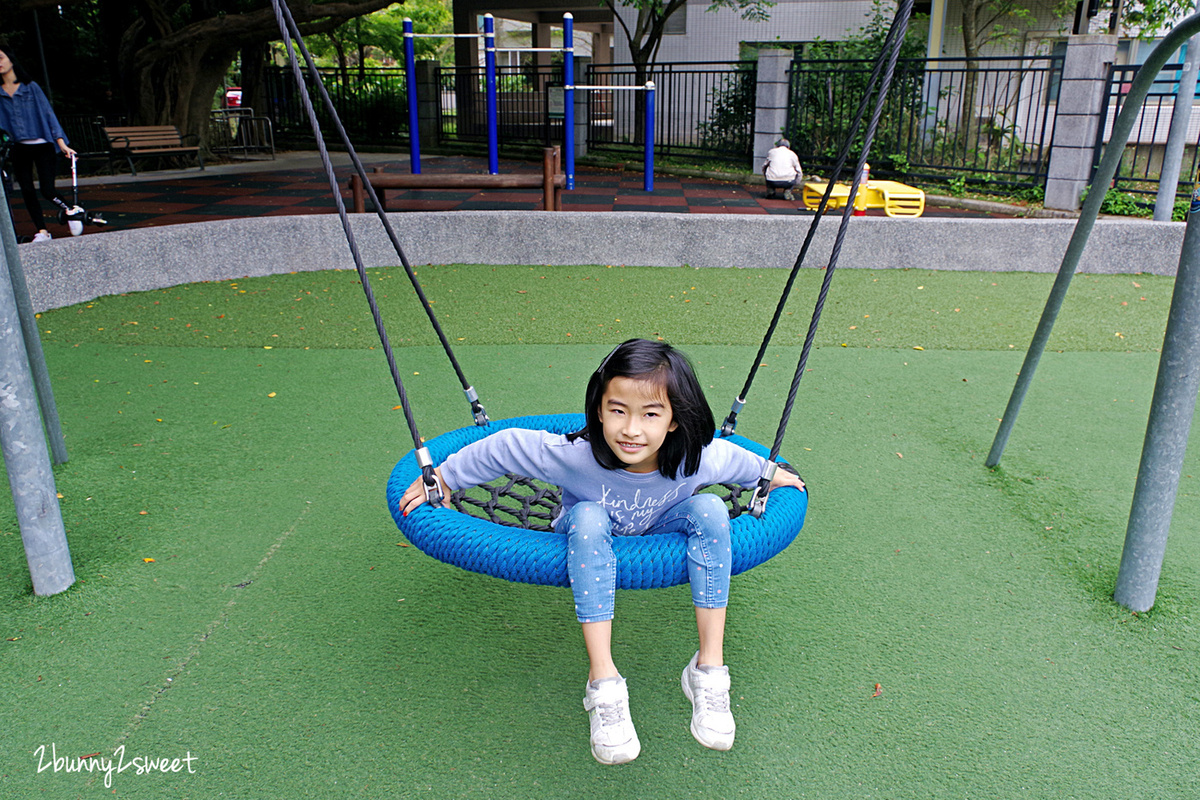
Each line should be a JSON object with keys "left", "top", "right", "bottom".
{"left": 386, "top": 414, "right": 810, "bottom": 588}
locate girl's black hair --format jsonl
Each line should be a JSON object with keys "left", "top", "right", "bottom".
{"left": 568, "top": 338, "right": 714, "bottom": 480}
{"left": 0, "top": 45, "right": 34, "bottom": 86}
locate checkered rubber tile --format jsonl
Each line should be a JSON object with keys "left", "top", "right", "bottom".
{"left": 5, "top": 155, "right": 1013, "bottom": 243}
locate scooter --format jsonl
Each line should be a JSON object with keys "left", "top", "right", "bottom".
{"left": 54, "top": 153, "right": 107, "bottom": 235}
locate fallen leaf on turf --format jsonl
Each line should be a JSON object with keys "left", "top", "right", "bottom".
{"left": 872, "top": 683, "right": 883, "bottom": 697}
{"left": 267, "top": 392, "right": 276, "bottom": 398}
{"left": 896, "top": 452, "right": 903, "bottom": 458}
{"left": 143, "top": 558, "right": 155, "bottom": 563}
{"left": 913, "top": 346, "right": 924, "bottom": 351}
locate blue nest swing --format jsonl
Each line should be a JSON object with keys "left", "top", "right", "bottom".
{"left": 385, "top": 414, "right": 809, "bottom": 588}
{"left": 268, "top": 0, "right": 918, "bottom": 590}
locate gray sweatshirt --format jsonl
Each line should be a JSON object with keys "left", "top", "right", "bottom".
{"left": 438, "top": 428, "right": 765, "bottom": 535}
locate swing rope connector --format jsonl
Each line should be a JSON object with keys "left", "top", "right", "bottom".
{"left": 720, "top": 397, "right": 746, "bottom": 437}
{"left": 749, "top": 460, "right": 777, "bottom": 518}
{"left": 465, "top": 386, "right": 489, "bottom": 426}
{"left": 416, "top": 446, "right": 443, "bottom": 506}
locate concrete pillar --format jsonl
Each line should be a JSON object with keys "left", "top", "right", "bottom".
{"left": 574, "top": 57, "right": 592, "bottom": 158}
{"left": 753, "top": 49, "right": 792, "bottom": 170}
{"left": 415, "top": 60, "right": 441, "bottom": 149}
{"left": 533, "top": 22, "right": 553, "bottom": 71}
{"left": 1044, "top": 34, "right": 1118, "bottom": 210}
{"left": 593, "top": 25, "right": 612, "bottom": 65}
{"left": 453, "top": 6, "right": 481, "bottom": 70}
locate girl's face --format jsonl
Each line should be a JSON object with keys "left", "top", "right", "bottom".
{"left": 598, "top": 375, "right": 678, "bottom": 473}
{"left": 0, "top": 52, "right": 12, "bottom": 78}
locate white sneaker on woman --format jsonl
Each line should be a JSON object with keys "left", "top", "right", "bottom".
{"left": 681, "top": 652, "right": 736, "bottom": 750}
{"left": 32, "top": 231, "right": 51, "bottom": 242}
{"left": 583, "top": 675, "right": 641, "bottom": 764}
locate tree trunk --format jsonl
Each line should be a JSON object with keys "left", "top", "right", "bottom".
{"left": 115, "top": 0, "right": 394, "bottom": 147}
{"left": 127, "top": 36, "right": 236, "bottom": 154}
{"left": 959, "top": 0, "right": 982, "bottom": 156}
{"left": 241, "top": 42, "right": 270, "bottom": 114}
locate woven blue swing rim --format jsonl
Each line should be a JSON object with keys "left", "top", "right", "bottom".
{"left": 386, "top": 413, "right": 808, "bottom": 588}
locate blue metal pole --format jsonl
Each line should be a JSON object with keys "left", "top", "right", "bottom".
{"left": 644, "top": 81, "right": 655, "bottom": 193}
{"left": 563, "top": 13, "right": 575, "bottom": 191}
{"left": 484, "top": 14, "right": 499, "bottom": 175}
{"left": 404, "top": 18, "right": 421, "bottom": 174}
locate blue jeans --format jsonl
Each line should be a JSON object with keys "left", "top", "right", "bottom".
{"left": 556, "top": 493, "right": 732, "bottom": 623}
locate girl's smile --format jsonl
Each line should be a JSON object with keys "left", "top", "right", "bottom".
{"left": 599, "top": 376, "right": 678, "bottom": 473}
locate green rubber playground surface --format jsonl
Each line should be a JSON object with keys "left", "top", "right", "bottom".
{"left": 4, "top": 265, "right": 1199, "bottom": 798}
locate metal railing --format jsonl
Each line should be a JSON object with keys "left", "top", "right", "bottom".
{"left": 437, "top": 63, "right": 565, "bottom": 146}
{"left": 209, "top": 109, "right": 276, "bottom": 159}
{"left": 586, "top": 61, "right": 755, "bottom": 166}
{"left": 787, "top": 55, "right": 1062, "bottom": 187}
{"left": 1096, "top": 62, "right": 1200, "bottom": 199}
{"left": 59, "top": 114, "right": 111, "bottom": 161}
{"left": 264, "top": 66, "right": 409, "bottom": 145}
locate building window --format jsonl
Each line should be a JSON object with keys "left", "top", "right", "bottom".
{"left": 664, "top": 2, "right": 686, "bottom": 35}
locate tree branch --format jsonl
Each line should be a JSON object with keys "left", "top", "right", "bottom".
{"left": 128, "top": 0, "right": 393, "bottom": 70}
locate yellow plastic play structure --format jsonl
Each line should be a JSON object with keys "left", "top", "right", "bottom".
{"left": 800, "top": 171, "right": 925, "bottom": 218}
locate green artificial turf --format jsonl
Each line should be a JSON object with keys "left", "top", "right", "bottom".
{"left": 37, "top": 264, "right": 1173, "bottom": 352}
{"left": 4, "top": 265, "right": 1199, "bottom": 799}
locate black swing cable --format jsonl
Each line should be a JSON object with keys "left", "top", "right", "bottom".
{"left": 271, "top": 0, "right": 488, "bottom": 430}
{"left": 721, "top": 2, "right": 914, "bottom": 438}
{"left": 749, "top": 0, "right": 915, "bottom": 516}
{"left": 270, "top": 0, "right": 445, "bottom": 502}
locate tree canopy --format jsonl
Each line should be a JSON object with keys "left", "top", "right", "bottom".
{"left": 0, "top": 0, "right": 396, "bottom": 138}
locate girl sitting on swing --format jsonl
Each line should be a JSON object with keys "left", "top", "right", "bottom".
{"left": 399, "top": 338, "right": 806, "bottom": 765}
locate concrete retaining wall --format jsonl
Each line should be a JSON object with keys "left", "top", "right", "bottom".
{"left": 18, "top": 211, "right": 1185, "bottom": 312}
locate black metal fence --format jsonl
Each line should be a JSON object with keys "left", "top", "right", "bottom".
{"left": 586, "top": 62, "right": 755, "bottom": 166}
{"left": 437, "top": 63, "right": 565, "bottom": 146}
{"left": 1096, "top": 62, "right": 1200, "bottom": 199}
{"left": 787, "top": 55, "right": 1062, "bottom": 187}
{"left": 264, "top": 66, "right": 409, "bottom": 146}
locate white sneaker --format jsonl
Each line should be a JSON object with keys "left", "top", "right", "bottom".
{"left": 31, "top": 230, "right": 51, "bottom": 243}
{"left": 583, "top": 676, "right": 641, "bottom": 764}
{"left": 681, "top": 652, "right": 736, "bottom": 750}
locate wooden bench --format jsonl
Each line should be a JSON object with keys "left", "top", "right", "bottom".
{"left": 104, "top": 125, "right": 204, "bottom": 176}
{"left": 349, "top": 146, "right": 565, "bottom": 213}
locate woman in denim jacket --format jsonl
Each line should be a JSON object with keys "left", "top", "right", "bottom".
{"left": 0, "top": 45, "right": 75, "bottom": 242}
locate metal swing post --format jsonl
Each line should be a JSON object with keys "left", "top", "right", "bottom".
{"left": 0, "top": 181, "right": 73, "bottom": 595}
{"left": 1114, "top": 187, "right": 1200, "bottom": 612}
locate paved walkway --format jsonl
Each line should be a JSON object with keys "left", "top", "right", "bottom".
{"left": 8, "top": 151, "right": 1020, "bottom": 242}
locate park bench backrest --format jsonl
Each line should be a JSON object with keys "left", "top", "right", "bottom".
{"left": 104, "top": 126, "right": 191, "bottom": 151}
